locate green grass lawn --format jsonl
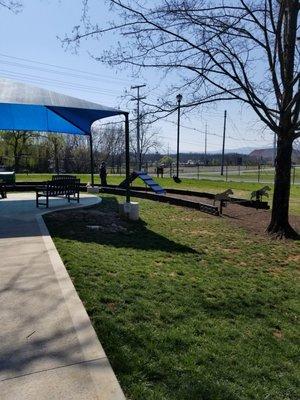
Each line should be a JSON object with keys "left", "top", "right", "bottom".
{"left": 44, "top": 195, "right": 300, "bottom": 400}
{"left": 165, "top": 167, "right": 300, "bottom": 184}
{"left": 227, "top": 167, "right": 300, "bottom": 182}
{"left": 15, "top": 173, "right": 300, "bottom": 215}
{"left": 16, "top": 173, "right": 100, "bottom": 183}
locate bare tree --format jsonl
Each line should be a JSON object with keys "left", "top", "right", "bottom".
{"left": 64, "top": 0, "right": 300, "bottom": 238}
{"left": 93, "top": 123, "right": 125, "bottom": 172}
{"left": 46, "top": 133, "right": 66, "bottom": 174}
{"left": 0, "top": 0, "right": 22, "bottom": 13}
{"left": 64, "top": 135, "right": 90, "bottom": 173}
{"left": 129, "top": 113, "right": 161, "bottom": 167}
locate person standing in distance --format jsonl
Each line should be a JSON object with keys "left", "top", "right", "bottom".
{"left": 99, "top": 161, "right": 107, "bottom": 186}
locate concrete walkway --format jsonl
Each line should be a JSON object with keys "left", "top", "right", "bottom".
{"left": 0, "top": 193, "right": 125, "bottom": 399}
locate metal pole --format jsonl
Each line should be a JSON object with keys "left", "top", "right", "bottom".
{"left": 205, "top": 123, "right": 207, "bottom": 165}
{"left": 176, "top": 94, "right": 182, "bottom": 178}
{"left": 131, "top": 84, "right": 146, "bottom": 171}
{"left": 220, "top": 110, "right": 227, "bottom": 176}
{"left": 137, "top": 87, "right": 141, "bottom": 170}
{"left": 176, "top": 106, "right": 180, "bottom": 178}
{"left": 89, "top": 131, "right": 94, "bottom": 186}
{"left": 124, "top": 113, "right": 130, "bottom": 203}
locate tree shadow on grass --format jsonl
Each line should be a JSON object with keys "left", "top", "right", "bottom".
{"left": 44, "top": 196, "right": 199, "bottom": 255}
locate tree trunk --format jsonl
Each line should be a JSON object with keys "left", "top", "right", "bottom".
{"left": 54, "top": 142, "right": 59, "bottom": 174}
{"left": 267, "top": 135, "right": 298, "bottom": 239}
{"left": 14, "top": 155, "right": 20, "bottom": 173}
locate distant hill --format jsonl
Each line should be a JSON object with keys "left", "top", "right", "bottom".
{"left": 144, "top": 146, "right": 300, "bottom": 165}
{"left": 211, "top": 147, "right": 257, "bottom": 155}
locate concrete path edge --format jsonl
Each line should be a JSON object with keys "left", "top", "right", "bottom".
{"left": 35, "top": 198, "right": 126, "bottom": 400}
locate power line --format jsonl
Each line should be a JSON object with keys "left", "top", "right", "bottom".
{"left": 164, "top": 118, "right": 262, "bottom": 143}
{"left": 0, "top": 70, "right": 122, "bottom": 97}
{"left": 227, "top": 115, "right": 262, "bottom": 143}
{"left": 0, "top": 68, "right": 121, "bottom": 94}
{"left": 0, "top": 59, "right": 128, "bottom": 85}
{"left": 0, "top": 52, "right": 131, "bottom": 84}
{"left": 158, "top": 133, "right": 222, "bottom": 148}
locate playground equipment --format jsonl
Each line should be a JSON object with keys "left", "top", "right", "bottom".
{"left": 119, "top": 171, "right": 165, "bottom": 195}
{"left": 214, "top": 189, "right": 234, "bottom": 214}
{"left": 250, "top": 186, "right": 271, "bottom": 202}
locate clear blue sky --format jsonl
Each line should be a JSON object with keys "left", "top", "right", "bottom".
{"left": 0, "top": 0, "right": 275, "bottom": 153}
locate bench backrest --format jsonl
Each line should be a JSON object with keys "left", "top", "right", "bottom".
{"left": 45, "top": 179, "right": 80, "bottom": 196}
{"left": 52, "top": 174, "right": 76, "bottom": 181}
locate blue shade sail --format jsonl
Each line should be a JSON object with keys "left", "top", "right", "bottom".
{"left": 0, "top": 78, "right": 125, "bottom": 134}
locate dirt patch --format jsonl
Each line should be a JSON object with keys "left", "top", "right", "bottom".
{"left": 46, "top": 207, "right": 131, "bottom": 234}
{"left": 167, "top": 193, "right": 300, "bottom": 238}
{"left": 287, "top": 254, "right": 300, "bottom": 262}
{"left": 222, "top": 203, "right": 300, "bottom": 237}
{"left": 273, "top": 329, "right": 284, "bottom": 340}
{"left": 267, "top": 267, "right": 284, "bottom": 276}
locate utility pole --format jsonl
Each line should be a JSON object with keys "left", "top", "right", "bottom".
{"left": 130, "top": 84, "right": 146, "bottom": 171}
{"left": 204, "top": 123, "right": 208, "bottom": 165}
{"left": 220, "top": 110, "right": 227, "bottom": 176}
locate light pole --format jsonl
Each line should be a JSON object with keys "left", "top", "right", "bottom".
{"left": 220, "top": 110, "right": 227, "bottom": 176}
{"left": 175, "top": 93, "right": 182, "bottom": 180}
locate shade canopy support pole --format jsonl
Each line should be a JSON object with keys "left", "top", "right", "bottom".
{"left": 89, "top": 130, "right": 94, "bottom": 186}
{"left": 124, "top": 112, "right": 130, "bottom": 203}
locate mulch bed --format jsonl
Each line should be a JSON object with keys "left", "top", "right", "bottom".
{"left": 166, "top": 193, "right": 300, "bottom": 237}
{"left": 222, "top": 204, "right": 300, "bottom": 237}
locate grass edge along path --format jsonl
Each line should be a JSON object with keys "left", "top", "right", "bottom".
{"left": 44, "top": 195, "right": 300, "bottom": 400}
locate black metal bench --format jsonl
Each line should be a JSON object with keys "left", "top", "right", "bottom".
{"left": 36, "top": 176, "right": 80, "bottom": 208}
